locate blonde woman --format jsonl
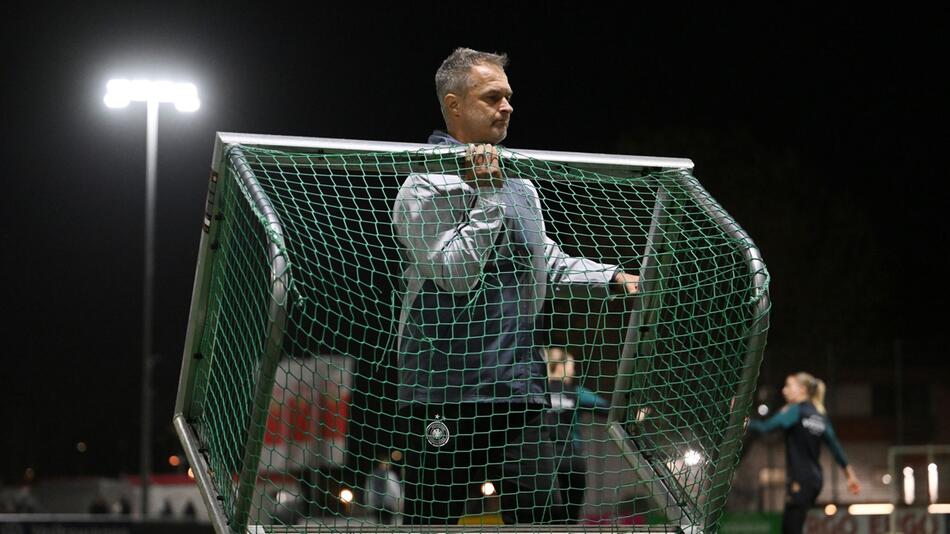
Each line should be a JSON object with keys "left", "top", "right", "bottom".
{"left": 749, "top": 372, "right": 861, "bottom": 533}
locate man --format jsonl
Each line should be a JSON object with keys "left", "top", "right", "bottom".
{"left": 545, "top": 347, "right": 610, "bottom": 523}
{"left": 391, "top": 47, "right": 639, "bottom": 525}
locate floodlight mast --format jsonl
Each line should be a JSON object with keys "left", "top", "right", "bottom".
{"left": 104, "top": 78, "right": 199, "bottom": 517}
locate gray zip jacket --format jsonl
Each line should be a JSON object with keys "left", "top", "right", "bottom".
{"left": 392, "top": 131, "right": 619, "bottom": 405}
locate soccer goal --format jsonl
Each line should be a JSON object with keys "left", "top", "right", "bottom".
{"left": 174, "top": 132, "right": 771, "bottom": 533}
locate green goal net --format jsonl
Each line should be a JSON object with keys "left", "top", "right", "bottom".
{"left": 174, "top": 134, "right": 770, "bottom": 533}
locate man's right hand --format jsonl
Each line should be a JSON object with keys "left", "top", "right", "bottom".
{"left": 463, "top": 143, "right": 504, "bottom": 189}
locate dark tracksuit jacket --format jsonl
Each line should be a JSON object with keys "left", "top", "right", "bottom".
{"left": 750, "top": 401, "right": 849, "bottom": 495}
{"left": 546, "top": 381, "right": 611, "bottom": 448}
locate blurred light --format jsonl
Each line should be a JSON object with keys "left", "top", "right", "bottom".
{"left": 824, "top": 504, "right": 837, "bottom": 516}
{"left": 390, "top": 450, "right": 403, "bottom": 462}
{"left": 174, "top": 85, "right": 200, "bottom": 112}
{"left": 929, "top": 463, "right": 938, "bottom": 503}
{"left": 882, "top": 474, "right": 892, "bottom": 485}
{"left": 684, "top": 450, "right": 703, "bottom": 466}
{"left": 904, "top": 466, "right": 916, "bottom": 506}
{"left": 757, "top": 404, "right": 769, "bottom": 416}
{"left": 104, "top": 79, "right": 130, "bottom": 108}
{"left": 276, "top": 490, "right": 294, "bottom": 505}
{"left": 104, "top": 78, "right": 200, "bottom": 112}
{"left": 76, "top": 442, "right": 87, "bottom": 453}
{"left": 168, "top": 455, "right": 181, "bottom": 467}
{"left": 187, "top": 468, "right": 195, "bottom": 480}
{"left": 848, "top": 503, "right": 895, "bottom": 515}
{"left": 339, "top": 488, "right": 354, "bottom": 503}
{"left": 929, "top": 503, "right": 950, "bottom": 514}
{"left": 481, "top": 482, "right": 496, "bottom": 496}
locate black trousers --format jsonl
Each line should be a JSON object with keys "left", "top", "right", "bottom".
{"left": 398, "top": 402, "right": 565, "bottom": 525}
{"left": 782, "top": 479, "right": 820, "bottom": 534}
{"left": 553, "top": 440, "right": 588, "bottom": 524}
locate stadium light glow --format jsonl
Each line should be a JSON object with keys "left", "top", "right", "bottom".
{"left": 824, "top": 504, "right": 837, "bottom": 515}
{"left": 929, "top": 504, "right": 950, "bottom": 514}
{"left": 929, "top": 463, "right": 938, "bottom": 503}
{"left": 684, "top": 450, "right": 703, "bottom": 466}
{"left": 339, "top": 488, "right": 354, "bottom": 503}
{"left": 904, "top": 466, "right": 916, "bottom": 505}
{"left": 848, "top": 503, "right": 895, "bottom": 515}
{"left": 104, "top": 78, "right": 200, "bottom": 112}
{"left": 481, "top": 482, "right": 497, "bottom": 496}
{"left": 757, "top": 404, "right": 769, "bottom": 416}
{"left": 276, "top": 490, "right": 294, "bottom": 505}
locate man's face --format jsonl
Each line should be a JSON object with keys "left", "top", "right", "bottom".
{"left": 453, "top": 63, "right": 513, "bottom": 144}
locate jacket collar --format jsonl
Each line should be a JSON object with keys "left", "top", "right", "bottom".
{"left": 427, "top": 130, "right": 462, "bottom": 145}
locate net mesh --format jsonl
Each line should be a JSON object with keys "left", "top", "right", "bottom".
{"left": 178, "top": 142, "right": 770, "bottom": 533}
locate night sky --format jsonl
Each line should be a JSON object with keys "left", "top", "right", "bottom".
{"left": 2, "top": 4, "right": 946, "bottom": 481}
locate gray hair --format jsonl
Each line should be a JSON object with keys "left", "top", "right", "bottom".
{"left": 435, "top": 47, "right": 509, "bottom": 116}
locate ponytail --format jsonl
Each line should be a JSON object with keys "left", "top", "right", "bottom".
{"left": 794, "top": 372, "right": 827, "bottom": 414}
{"left": 813, "top": 378, "right": 827, "bottom": 415}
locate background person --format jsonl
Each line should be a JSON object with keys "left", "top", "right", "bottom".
{"left": 748, "top": 372, "right": 860, "bottom": 534}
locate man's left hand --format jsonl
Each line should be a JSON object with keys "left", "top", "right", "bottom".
{"left": 614, "top": 271, "right": 640, "bottom": 294}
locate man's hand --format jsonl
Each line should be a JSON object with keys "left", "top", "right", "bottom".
{"left": 463, "top": 143, "right": 504, "bottom": 189}
{"left": 614, "top": 271, "right": 640, "bottom": 294}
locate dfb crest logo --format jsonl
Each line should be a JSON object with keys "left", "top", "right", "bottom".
{"left": 425, "top": 415, "right": 450, "bottom": 447}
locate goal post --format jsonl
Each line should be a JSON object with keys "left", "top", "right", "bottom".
{"left": 606, "top": 170, "right": 770, "bottom": 527}
{"left": 174, "top": 132, "right": 770, "bottom": 533}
